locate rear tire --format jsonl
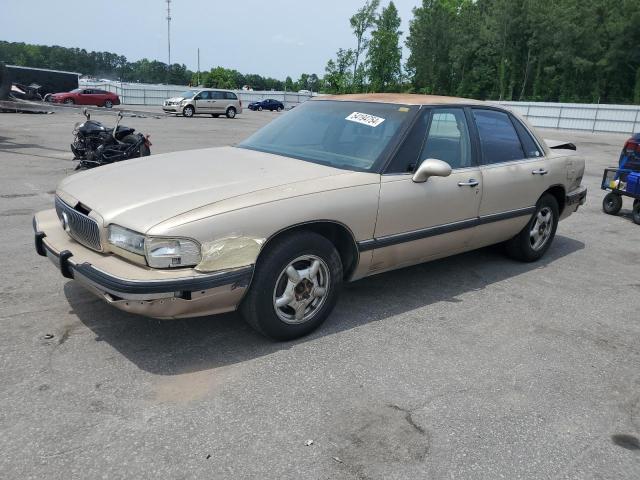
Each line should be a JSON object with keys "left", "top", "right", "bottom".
{"left": 277, "top": 106, "right": 283, "bottom": 112}
{"left": 240, "top": 231, "right": 342, "bottom": 341}
{"left": 183, "top": 105, "right": 195, "bottom": 117}
{"left": 104, "top": 100, "right": 113, "bottom": 108}
{"left": 505, "top": 193, "right": 559, "bottom": 262}
{"left": 121, "top": 134, "right": 150, "bottom": 157}
{"left": 633, "top": 201, "right": 640, "bottom": 225}
{"left": 226, "top": 107, "right": 236, "bottom": 119}
{"left": 602, "top": 193, "right": 622, "bottom": 215}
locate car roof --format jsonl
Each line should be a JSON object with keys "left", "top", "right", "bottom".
{"left": 198, "top": 88, "right": 233, "bottom": 92}
{"left": 317, "top": 93, "right": 485, "bottom": 106}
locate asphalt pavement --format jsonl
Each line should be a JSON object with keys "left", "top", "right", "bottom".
{"left": 1, "top": 106, "right": 639, "bottom": 479}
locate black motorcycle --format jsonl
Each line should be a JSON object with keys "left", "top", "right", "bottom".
{"left": 71, "top": 108, "right": 151, "bottom": 169}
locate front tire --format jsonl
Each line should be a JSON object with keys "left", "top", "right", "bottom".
{"left": 505, "top": 193, "right": 559, "bottom": 262}
{"left": 226, "top": 107, "right": 236, "bottom": 119}
{"left": 257, "top": 106, "right": 263, "bottom": 111}
{"left": 603, "top": 193, "right": 623, "bottom": 215}
{"left": 63, "top": 98, "right": 75, "bottom": 105}
{"left": 240, "top": 231, "right": 342, "bottom": 341}
{"left": 183, "top": 105, "right": 195, "bottom": 117}
{"left": 277, "top": 106, "right": 283, "bottom": 112}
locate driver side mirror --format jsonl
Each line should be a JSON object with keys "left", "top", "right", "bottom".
{"left": 412, "top": 159, "right": 452, "bottom": 183}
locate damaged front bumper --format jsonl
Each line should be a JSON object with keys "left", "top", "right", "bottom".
{"left": 33, "top": 209, "right": 253, "bottom": 319}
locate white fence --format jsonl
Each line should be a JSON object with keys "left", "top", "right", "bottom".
{"left": 497, "top": 101, "right": 640, "bottom": 135}
{"left": 78, "top": 81, "right": 640, "bottom": 134}
{"left": 79, "top": 80, "right": 314, "bottom": 109}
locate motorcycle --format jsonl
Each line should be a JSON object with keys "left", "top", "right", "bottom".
{"left": 71, "top": 108, "right": 151, "bottom": 169}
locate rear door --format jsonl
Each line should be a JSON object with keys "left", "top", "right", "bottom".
{"left": 370, "top": 107, "right": 483, "bottom": 273}
{"left": 468, "top": 108, "right": 551, "bottom": 247}
{"left": 210, "top": 91, "right": 227, "bottom": 113}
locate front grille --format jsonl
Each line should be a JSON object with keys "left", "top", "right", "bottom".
{"left": 55, "top": 196, "right": 102, "bottom": 251}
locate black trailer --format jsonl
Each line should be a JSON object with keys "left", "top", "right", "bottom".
{"left": 5, "top": 64, "right": 80, "bottom": 96}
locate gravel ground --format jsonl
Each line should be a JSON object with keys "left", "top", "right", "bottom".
{"left": 1, "top": 106, "right": 639, "bottom": 479}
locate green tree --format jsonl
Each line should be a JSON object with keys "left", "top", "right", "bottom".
{"left": 350, "top": 0, "right": 380, "bottom": 90}
{"left": 367, "top": 1, "right": 402, "bottom": 92}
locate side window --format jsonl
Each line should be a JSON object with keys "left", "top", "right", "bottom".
{"left": 419, "top": 108, "right": 472, "bottom": 169}
{"left": 212, "top": 91, "right": 226, "bottom": 99}
{"left": 195, "top": 91, "right": 206, "bottom": 100}
{"left": 473, "top": 109, "right": 525, "bottom": 164}
{"left": 83, "top": 89, "right": 92, "bottom": 94}
{"left": 511, "top": 117, "right": 542, "bottom": 158}
{"left": 385, "top": 109, "right": 430, "bottom": 173}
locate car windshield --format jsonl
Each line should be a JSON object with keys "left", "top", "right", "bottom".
{"left": 70, "top": 88, "right": 82, "bottom": 93}
{"left": 180, "top": 90, "right": 196, "bottom": 99}
{"left": 238, "top": 100, "right": 416, "bottom": 172}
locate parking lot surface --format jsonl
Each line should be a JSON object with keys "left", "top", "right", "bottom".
{"left": 1, "top": 107, "right": 639, "bottom": 479}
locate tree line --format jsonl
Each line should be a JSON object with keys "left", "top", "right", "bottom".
{"left": 325, "top": 0, "right": 640, "bottom": 103}
{"left": 0, "top": 41, "right": 320, "bottom": 92}
{"left": 3, "top": 0, "right": 639, "bottom": 104}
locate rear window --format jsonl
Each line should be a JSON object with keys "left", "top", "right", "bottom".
{"left": 473, "top": 109, "right": 525, "bottom": 164}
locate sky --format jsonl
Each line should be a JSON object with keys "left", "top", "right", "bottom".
{"left": 0, "top": 0, "right": 421, "bottom": 80}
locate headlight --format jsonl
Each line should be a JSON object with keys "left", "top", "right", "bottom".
{"left": 145, "top": 237, "right": 201, "bottom": 268}
{"left": 108, "top": 225, "right": 145, "bottom": 255}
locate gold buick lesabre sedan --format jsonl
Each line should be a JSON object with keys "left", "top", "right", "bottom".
{"left": 34, "top": 94, "right": 587, "bottom": 340}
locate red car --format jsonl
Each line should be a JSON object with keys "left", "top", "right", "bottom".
{"left": 49, "top": 88, "right": 120, "bottom": 108}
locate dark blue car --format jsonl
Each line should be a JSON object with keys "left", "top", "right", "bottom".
{"left": 248, "top": 98, "right": 285, "bottom": 112}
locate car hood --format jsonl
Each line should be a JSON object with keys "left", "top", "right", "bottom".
{"left": 166, "top": 96, "right": 184, "bottom": 102}
{"left": 57, "top": 146, "right": 362, "bottom": 233}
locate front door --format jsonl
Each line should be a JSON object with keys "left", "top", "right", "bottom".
{"left": 194, "top": 91, "right": 212, "bottom": 113}
{"left": 370, "top": 108, "right": 483, "bottom": 273}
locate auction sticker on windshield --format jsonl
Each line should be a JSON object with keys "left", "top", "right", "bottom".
{"left": 345, "top": 112, "right": 385, "bottom": 127}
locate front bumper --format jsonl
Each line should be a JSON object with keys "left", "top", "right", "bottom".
{"left": 33, "top": 209, "right": 252, "bottom": 319}
{"left": 162, "top": 105, "right": 180, "bottom": 113}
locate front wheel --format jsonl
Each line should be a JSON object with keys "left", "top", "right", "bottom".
{"left": 183, "top": 105, "right": 195, "bottom": 117}
{"left": 602, "top": 193, "right": 623, "bottom": 215}
{"left": 63, "top": 98, "right": 74, "bottom": 105}
{"left": 505, "top": 193, "right": 559, "bottom": 262}
{"left": 277, "top": 106, "right": 283, "bottom": 112}
{"left": 240, "top": 231, "right": 342, "bottom": 341}
{"left": 226, "top": 107, "right": 236, "bottom": 119}
{"left": 257, "top": 106, "right": 263, "bottom": 111}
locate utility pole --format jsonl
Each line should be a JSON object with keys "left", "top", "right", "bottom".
{"left": 166, "top": 0, "right": 172, "bottom": 67}
{"left": 197, "top": 48, "right": 200, "bottom": 86}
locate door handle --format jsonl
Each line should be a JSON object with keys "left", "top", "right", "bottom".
{"left": 457, "top": 179, "right": 479, "bottom": 187}
{"left": 532, "top": 168, "right": 549, "bottom": 175}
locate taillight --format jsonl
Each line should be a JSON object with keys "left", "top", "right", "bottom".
{"left": 239, "top": 99, "right": 242, "bottom": 107}
{"left": 624, "top": 139, "right": 639, "bottom": 154}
